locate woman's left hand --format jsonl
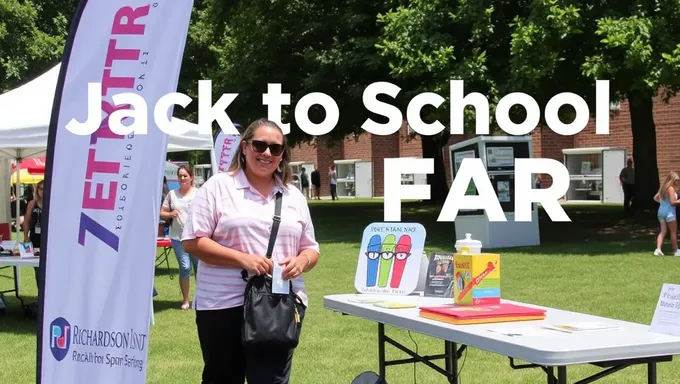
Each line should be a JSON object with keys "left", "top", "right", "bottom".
{"left": 278, "top": 256, "right": 305, "bottom": 280}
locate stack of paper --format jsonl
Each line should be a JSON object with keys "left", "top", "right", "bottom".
{"left": 419, "top": 303, "right": 546, "bottom": 325}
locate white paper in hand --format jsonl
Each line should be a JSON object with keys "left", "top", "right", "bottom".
{"left": 272, "top": 263, "right": 290, "bottom": 295}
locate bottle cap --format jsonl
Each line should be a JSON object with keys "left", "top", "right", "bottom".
{"left": 455, "top": 233, "right": 482, "bottom": 248}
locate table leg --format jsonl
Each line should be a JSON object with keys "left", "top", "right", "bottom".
{"left": 445, "top": 341, "right": 458, "bottom": 383}
{"left": 378, "top": 323, "right": 386, "bottom": 382}
{"left": 13, "top": 266, "right": 25, "bottom": 307}
{"left": 648, "top": 362, "right": 657, "bottom": 384}
{"left": 546, "top": 367, "right": 554, "bottom": 384}
{"left": 557, "top": 366, "right": 567, "bottom": 384}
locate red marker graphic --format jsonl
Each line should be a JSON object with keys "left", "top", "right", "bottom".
{"left": 457, "top": 261, "right": 495, "bottom": 301}
{"left": 389, "top": 235, "right": 412, "bottom": 288}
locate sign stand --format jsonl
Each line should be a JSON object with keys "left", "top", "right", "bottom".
{"left": 448, "top": 135, "right": 540, "bottom": 248}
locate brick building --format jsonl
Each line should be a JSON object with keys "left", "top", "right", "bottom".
{"left": 290, "top": 94, "right": 680, "bottom": 198}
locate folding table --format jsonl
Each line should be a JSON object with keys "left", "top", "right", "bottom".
{"left": 325, "top": 293, "right": 680, "bottom": 384}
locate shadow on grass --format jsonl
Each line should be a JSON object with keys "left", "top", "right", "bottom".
{"left": 151, "top": 299, "right": 193, "bottom": 314}
{"left": 153, "top": 267, "right": 176, "bottom": 279}
{"left": 310, "top": 200, "right": 664, "bottom": 255}
{"left": 0, "top": 294, "right": 39, "bottom": 336}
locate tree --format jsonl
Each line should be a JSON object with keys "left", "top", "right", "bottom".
{"left": 378, "top": 0, "right": 680, "bottom": 209}
{"left": 377, "top": 0, "right": 529, "bottom": 202}
{"left": 180, "top": 0, "right": 404, "bottom": 144}
{"left": 0, "top": 0, "right": 75, "bottom": 92}
{"left": 506, "top": 0, "right": 680, "bottom": 210}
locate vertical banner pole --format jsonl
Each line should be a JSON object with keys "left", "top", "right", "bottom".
{"left": 37, "top": 1, "right": 195, "bottom": 383}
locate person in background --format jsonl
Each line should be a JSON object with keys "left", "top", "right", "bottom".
{"left": 620, "top": 158, "right": 635, "bottom": 215}
{"left": 653, "top": 171, "right": 680, "bottom": 256}
{"left": 300, "top": 167, "right": 310, "bottom": 198}
{"left": 329, "top": 164, "right": 338, "bottom": 201}
{"left": 22, "top": 180, "right": 44, "bottom": 291}
{"left": 160, "top": 166, "right": 199, "bottom": 310}
{"left": 182, "top": 118, "right": 320, "bottom": 384}
{"left": 161, "top": 176, "right": 170, "bottom": 237}
{"left": 310, "top": 165, "right": 320, "bottom": 200}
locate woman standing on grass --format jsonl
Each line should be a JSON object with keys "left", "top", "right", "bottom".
{"left": 182, "top": 118, "right": 320, "bottom": 384}
{"left": 22, "top": 180, "right": 44, "bottom": 291}
{"left": 653, "top": 171, "right": 680, "bottom": 256}
{"left": 161, "top": 165, "right": 199, "bottom": 310}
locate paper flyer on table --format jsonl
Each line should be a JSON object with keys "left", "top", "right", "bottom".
{"left": 542, "top": 322, "right": 620, "bottom": 334}
{"left": 650, "top": 283, "right": 680, "bottom": 337}
{"left": 487, "top": 326, "right": 557, "bottom": 337}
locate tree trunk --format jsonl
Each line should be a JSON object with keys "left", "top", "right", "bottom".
{"left": 628, "top": 92, "right": 659, "bottom": 212}
{"left": 421, "top": 134, "right": 449, "bottom": 203}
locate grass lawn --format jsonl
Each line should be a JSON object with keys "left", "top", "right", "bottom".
{"left": 2, "top": 200, "right": 680, "bottom": 383}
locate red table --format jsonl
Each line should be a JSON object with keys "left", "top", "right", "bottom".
{"left": 156, "top": 237, "right": 173, "bottom": 279}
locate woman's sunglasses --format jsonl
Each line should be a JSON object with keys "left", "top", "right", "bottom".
{"left": 250, "top": 140, "right": 284, "bottom": 156}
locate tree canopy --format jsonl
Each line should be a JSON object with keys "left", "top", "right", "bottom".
{"left": 4, "top": 0, "right": 680, "bottom": 205}
{"left": 0, "top": 0, "right": 74, "bottom": 92}
{"left": 376, "top": 0, "right": 680, "bottom": 207}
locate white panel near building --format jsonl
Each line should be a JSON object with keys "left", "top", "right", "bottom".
{"left": 602, "top": 148, "right": 626, "bottom": 203}
{"left": 355, "top": 161, "right": 373, "bottom": 198}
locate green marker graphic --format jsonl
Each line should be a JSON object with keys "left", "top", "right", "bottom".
{"left": 378, "top": 234, "right": 396, "bottom": 287}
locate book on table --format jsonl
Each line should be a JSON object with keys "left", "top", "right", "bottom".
{"left": 419, "top": 303, "right": 547, "bottom": 325}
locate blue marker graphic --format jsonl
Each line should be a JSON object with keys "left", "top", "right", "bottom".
{"left": 365, "top": 235, "right": 382, "bottom": 287}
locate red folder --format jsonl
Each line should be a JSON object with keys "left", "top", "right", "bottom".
{"left": 419, "top": 303, "right": 546, "bottom": 325}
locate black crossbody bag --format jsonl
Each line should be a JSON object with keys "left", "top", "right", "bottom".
{"left": 241, "top": 191, "right": 306, "bottom": 350}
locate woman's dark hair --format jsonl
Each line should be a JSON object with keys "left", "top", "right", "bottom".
{"left": 227, "top": 118, "right": 293, "bottom": 185}
{"left": 177, "top": 165, "right": 194, "bottom": 178}
{"left": 34, "top": 180, "right": 44, "bottom": 202}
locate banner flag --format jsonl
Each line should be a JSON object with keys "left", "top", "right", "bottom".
{"left": 37, "top": 1, "right": 194, "bottom": 383}
{"left": 213, "top": 123, "right": 241, "bottom": 173}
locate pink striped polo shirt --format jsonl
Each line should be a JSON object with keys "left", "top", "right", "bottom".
{"left": 181, "top": 169, "right": 320, "bottom": 311}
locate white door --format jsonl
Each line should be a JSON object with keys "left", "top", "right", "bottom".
{"left": 602, "top": 149, "right": 626, "bottom": 203}
{"left": 355, "top": 161, "right": 373, "bottom": 198}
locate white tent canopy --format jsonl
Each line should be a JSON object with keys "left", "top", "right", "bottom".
{"left": 0, "top": 63, "right": 214, "bottom": 224}
{"left": 0, "top": 63, "right": 213, "bottom": 159}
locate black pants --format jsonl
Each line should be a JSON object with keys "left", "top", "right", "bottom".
{"left": 196, "top": 305, "right": 305, "bottom": 384}
{"left": 330, "top": 184, "right": 337, "bottom": 200}
{"left": 623, "top": 183, "right": 635, "bottom": 214}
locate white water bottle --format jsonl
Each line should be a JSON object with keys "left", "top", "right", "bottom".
{"left": 455, "top": 233, "right": 482, "bottom": 254}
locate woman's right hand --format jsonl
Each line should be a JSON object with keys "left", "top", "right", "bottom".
{"left": 240, "top": 254, "right": 273, "bottom": 275}
{"left": 170, "top": 210, "right": 180, "bottom": 218}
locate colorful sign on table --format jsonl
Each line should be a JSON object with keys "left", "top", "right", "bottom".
{"left": 354, "top": 222, "right": 426, "bottom": 295}
{"left": 37, "top": 1, "right": 194, "bottom": 384}
{"left": 453, "top": 252, "right": 501, "bottom": 305}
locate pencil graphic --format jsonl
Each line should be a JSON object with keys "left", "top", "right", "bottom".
{"left": 457, "top": 261, "right": 495, "bottom": 301}
{"left": 377, "top": 234, "right": 396, "bottom": 288}
{"left": 365, "top": 234, "right": 382, "bottom": 287}
{"left": 390, "top": 235, "right": 412, "bottom": 288}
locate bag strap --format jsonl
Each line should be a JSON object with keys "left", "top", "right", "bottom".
{"left": 241, "top": 191, "right": 283, "bottom": 280}
{"left": 265, "top": 191, "right": 283, "bottom": 259}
